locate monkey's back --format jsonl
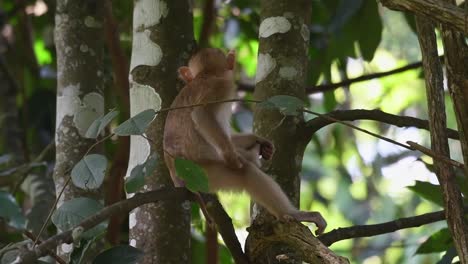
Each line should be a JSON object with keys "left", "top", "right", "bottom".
{"left": 163, "top": 76, "right": 235, "bottom": 163}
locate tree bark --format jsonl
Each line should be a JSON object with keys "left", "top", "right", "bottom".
{"left": 415, "top": 16, "right": 468, "bottom": 263}
{"left": 54, "top": 0, "right": 105, "bottom": 260}
{"left": 126, "top": 1, "right": 194, "bottom": 263}
{"left": 246, "top": 1, "right": 347, "bottom": 263}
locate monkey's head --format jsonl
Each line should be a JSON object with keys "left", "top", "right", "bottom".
{"left": 178, "top": 48, "right": 235, "bottom": 83}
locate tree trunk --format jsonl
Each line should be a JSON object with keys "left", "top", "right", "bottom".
{"left": 247, "top": 0, "right": 312, "bottom": 262}
{"left": 54, "top": 0, "right": 105, "bottom": 260}
{"left": 415, "top": 16, "right": 468, "bottom": 263}
{"left": 126, "top": 1, "right": 194, "bottom": 263}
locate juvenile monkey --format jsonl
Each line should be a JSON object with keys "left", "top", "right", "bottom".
{"left": 163, "top": 48, "right": 326, "bottom": 235}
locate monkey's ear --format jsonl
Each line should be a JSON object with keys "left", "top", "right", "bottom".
{"left": 226, "top": 50, "right": 236, "bottom": 70}
{"left": 178, "top": 66, "right": 194, "bottom": 83}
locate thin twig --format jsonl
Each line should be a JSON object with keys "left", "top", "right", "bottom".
{"left": 237, "top": 56, "right": 444, "bottom": 94}
{"left": 302, "top": 109, "right": 464, "bottom": 169}
{"left": 33, "top": 176, "right": 72, "bottom": 247}
{"left": 407, "top": 141, "right": 464, "bottom": 168}
{"left": 23, "top": 231, "right": 66, "bottom": 264}
{"left": 12, "top": 141, "right": 55, "bottom": 194}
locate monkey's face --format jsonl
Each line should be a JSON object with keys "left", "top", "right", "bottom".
{"left": 188, "top": 48, "right": 228, "bottom": 77}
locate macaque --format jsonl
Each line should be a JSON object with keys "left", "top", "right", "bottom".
{"left": 163, "top": 48, "right": 326, "bottom": 235}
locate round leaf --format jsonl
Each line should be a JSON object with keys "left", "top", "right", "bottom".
{"left": 258, "top": 95, "right": 305, "bottom": 116}
{"left": 85, "top": 109, "right": 119, "bottom": 139}
{"left": 0, "top": 191, "right": 26, "bottom": 229}
{"left": 52, "top": 197, "right": 105, "bottom": 238}
{"left": 92, "top": 245, "right": 144, "bottom": 264}
{"left": 175, "top": 158, "right": 209, "bottom": 193}
{"left": 71, "top": 154, "right": 107, "bottom": 190}
{"left": 114, "top": 109, "right": 156, "bottom": 136}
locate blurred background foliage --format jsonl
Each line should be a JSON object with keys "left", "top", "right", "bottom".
{"left": 0, "top": 0, "right": 462, "bottom": 263}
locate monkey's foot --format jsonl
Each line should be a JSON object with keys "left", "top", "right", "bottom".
{"left": 286, "top": 211, "right": 327, "bottom": 236}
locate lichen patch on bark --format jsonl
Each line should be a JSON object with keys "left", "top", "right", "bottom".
{"left": 259, "top": 16, "right": 291, "bottom": 38}
{"left": 256, "top": 53, "right": 276, "bottom": 84}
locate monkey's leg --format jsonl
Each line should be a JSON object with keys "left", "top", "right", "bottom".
{"left": 202, "top": 160, "right": 327, "bottom": 235}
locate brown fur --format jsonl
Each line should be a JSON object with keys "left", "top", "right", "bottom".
{"left": 163, "top": 48, "right": 326, "bottom": 235}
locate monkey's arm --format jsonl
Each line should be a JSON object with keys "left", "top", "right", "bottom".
{"left": 191, "top": 107, "right": 242, "bottom": 168}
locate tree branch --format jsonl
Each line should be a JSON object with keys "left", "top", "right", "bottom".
{"left": 303, "top": 108, "right": 459, "bottom": 140}
{"left": 380, "top": 0, "right": 468, "bottom": 36}
{"left": 238, "top": 57, "right": 441, "bottom": 94}
{"left": 18, "top": 189, "right": 250, "bottom": 264}
{"left": 19, "top": 188, "right": 193, "bottom": 263}
{"left": 319, "top": 207, "right": 468, "bottom": 246}
{"left": 202, "top": 194, "right": 250, "bottom": 264}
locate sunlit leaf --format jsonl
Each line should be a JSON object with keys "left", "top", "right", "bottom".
{"left": 92, "top": 245, "right": 144, "bottom": 264}
{"left": 85, "top": 109, "right": 119, "bottom": 139}
{"left": 52, "top": 197, "right": 106, "bottom": 238}
{"left": 34, "top": 40, "right": 52, "bottom": 65}
{"left": 71, "top": 154, "right": 107, "bottom": 190}
{"left": 125, "top": 153, "right": 158, "bottom": 193}
{"left": 114, "top": 109, "right": 156, "bottom": 136}
{"left": 175, "top": 158, "right": 209, "bottom": 193}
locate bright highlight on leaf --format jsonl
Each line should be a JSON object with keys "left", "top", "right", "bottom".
{"left": 125, "top": 153, "right": 158, "bottom": 193}
{"left": 85, "top": 109, "right": 119, "bottom": 138}
{"left": 258, "top": 95, "right": 305, "bottom": 116}
{"left": 52, "top": 197, "right": 106, "bottom": 238}
{"left": 71, "top": 154, "right": 107, "bottom": 190}
{"left": 174, "top": 158, "right": 209, "bottom": 193}
{"left": 114, "top": 109, "right": 156, "bottom": 136}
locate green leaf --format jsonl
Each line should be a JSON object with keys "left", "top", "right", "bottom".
{"left": 258, "top": 95, "right": 305, "bottom": 116}
{"left": 416, "top": 228, "right": 453, "bottom": 254}
{"left": 52, "top": 197, "right": 106, "bottom": 239}
{"left": 0, "top": 191, "right": 26, "bottom": 229}
{"left": 114, "top": 109, "right": 156, "bottom": 136}
{"left": 328, "top": 0, "right": 363, "bottom": 33}
{"left": 407, "top": 181, "right": 444, "bottom": 206}
{"left": 175, "top": 158, "right": 209, "bottom": 193}
{"left": 92, "top": 245, "right": 144, "bottom": 264}
{"left": 71, "top": 154, "right": 107, "bottom": 190}
{"left": 85, "top": 109, "right": 119, "bottom": 138}
{"left": 356, "top": 0, "right": 382, "bottom": 61}
{"left": 125, "top": 153, "right": 158, "bottom": 193}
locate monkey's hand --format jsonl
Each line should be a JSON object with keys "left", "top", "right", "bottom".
{"left": 223, "top": 149, "right": 243, "bottom": 169}
{"left": 257, "top": 139, "right": 275, "bottom": 160}
{"left": 226, "top": 50, "right": 236, "bottom": 70}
